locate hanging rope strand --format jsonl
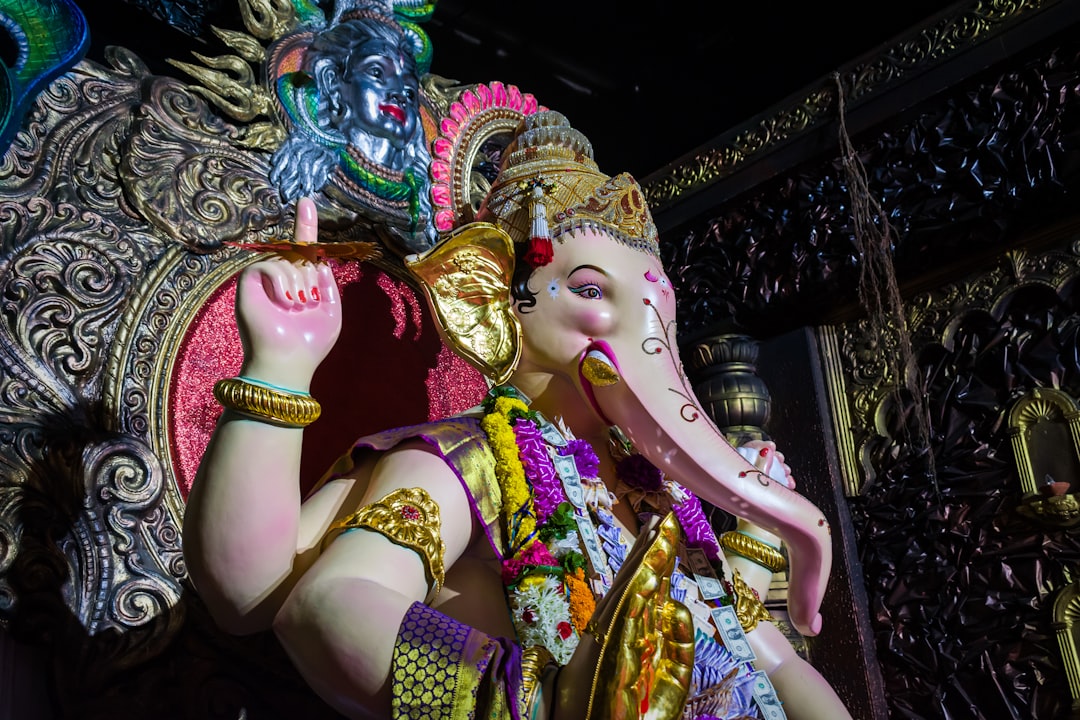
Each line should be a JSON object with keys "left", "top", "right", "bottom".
{"left": 833, "top": 72, "right": 937, "bottom": 486}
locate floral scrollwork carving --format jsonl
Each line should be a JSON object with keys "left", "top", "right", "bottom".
{"left": 121, "top": 74, "right": 286, "bottom": 252}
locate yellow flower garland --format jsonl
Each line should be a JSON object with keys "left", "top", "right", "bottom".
{"left": 481, "top": 395, "right": 537, "bottom": 552}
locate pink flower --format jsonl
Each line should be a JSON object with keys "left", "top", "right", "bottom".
{"left": 519, "top": 541, "right": 558, "bottom": 567}
{"left": 502, "top": 558, "right": 526, "bottom": 584}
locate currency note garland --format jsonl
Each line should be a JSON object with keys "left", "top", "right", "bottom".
{"left": 483, "top": 386, "right": 786, "bottom": 718}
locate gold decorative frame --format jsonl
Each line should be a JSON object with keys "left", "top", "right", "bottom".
{"left": 1008, "top": 388, "right": 1080, "bottom": 527}
{"left": 820, "top": 236, "right": 1080, "bottom": 497}
{"left": 1053, "top": 577, "right": 1080, "bottom": 717}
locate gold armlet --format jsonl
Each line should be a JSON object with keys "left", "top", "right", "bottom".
{"left": 719, "top": 530, "right": 788, "bottom": 573}
{"left": 520, "top": 645, "right": 557, "bottom": 720}
{"left": 213, "top": 377, "right": 321, "bottom": 428}
{"left": 730, "top": 568, "right": 774, "bottom": 633}
{"left": 329, "top": 487, "right": 446, "bottom": 601}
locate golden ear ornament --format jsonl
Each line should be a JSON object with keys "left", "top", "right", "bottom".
{"left": 405, "top": 222, "right": 522, "bottom": 385}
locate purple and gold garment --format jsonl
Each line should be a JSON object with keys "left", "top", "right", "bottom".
{"left": 392, "top": 602, "right": 524, "bottom": 720}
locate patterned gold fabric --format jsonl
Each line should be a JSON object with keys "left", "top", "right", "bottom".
{"left": 318, "top": 417, "right": 507, "bottom": 556}
{"left": 393, "top": 602, "right": 522, "bottom": 720}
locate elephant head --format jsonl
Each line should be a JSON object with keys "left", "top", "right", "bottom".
{"left": 407, "top": 111, "right": 833, "bottom": 636}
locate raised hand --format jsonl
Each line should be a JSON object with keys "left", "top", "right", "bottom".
{"left": 235, "top": 197, "right": 342, "bottom": 391}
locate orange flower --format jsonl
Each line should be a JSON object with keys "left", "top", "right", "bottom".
{"left": 566, "top": 567, "right": 596, "bottom": 632}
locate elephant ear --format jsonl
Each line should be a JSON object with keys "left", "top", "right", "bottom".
{"left": 405, "top": 222, "right": 522, "bottom": 385}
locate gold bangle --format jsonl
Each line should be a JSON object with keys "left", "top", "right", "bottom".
{"left": 328, "top": 487, "right": 446, "bottom": 602}
{"left": 719, "top": 531, "right": 788, "bottom": 573}
{"left": 213, "top": 377, "right": 321, "bottom": 428}
{"left": 520, "top": 645, "right": 557, "bottom": 719}
{"left": 730, "top": 569, "right": 774, "bottom": 633}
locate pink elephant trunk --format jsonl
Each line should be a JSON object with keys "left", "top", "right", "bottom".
{"left": 586, "top": 358, "right": 832, "bottom": 636}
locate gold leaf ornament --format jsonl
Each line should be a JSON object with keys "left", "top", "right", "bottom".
{"left": 406, "top": 222, "right": 522, "bottom": 385}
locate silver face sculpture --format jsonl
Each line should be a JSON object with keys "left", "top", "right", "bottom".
{"left": 270, "top": 10, "right": 436, "bottom": 251}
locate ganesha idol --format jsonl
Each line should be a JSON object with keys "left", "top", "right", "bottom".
{"left": 182, "top": 110, "right": 854, "bottom": 719}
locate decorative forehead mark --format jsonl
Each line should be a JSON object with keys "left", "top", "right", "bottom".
{"left": 547, "top": 278, "right": 560, "bottom": 298}
{"left": 644, "top": 268, "right": 672, "bottom": 298}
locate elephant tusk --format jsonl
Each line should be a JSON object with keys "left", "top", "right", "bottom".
{"left": 582, "top": 350, "right": 622, "bottom": 387}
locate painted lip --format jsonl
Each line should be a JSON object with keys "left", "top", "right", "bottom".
{"left": 577, "top": 339, "right": 620, "bottom": 426}
{"left": 379, "top": 103, "right": 406, "bottom": 123}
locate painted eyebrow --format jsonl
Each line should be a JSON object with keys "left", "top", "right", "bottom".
{"left": 568, "top": 264, "right": 607, "bottom": 279}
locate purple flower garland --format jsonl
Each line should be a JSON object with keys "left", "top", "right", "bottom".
{"left": 513, "top": 418, "right": 565, "bottom": 522}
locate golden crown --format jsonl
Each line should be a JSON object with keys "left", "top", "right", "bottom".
{"left": 475, "top": 111, "right": 660, "bottom": 265}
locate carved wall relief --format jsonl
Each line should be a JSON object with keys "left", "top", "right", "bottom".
{"left": 820, "top": 230, "right": 1080, "bottom": 716}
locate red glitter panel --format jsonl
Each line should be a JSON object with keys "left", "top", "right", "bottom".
{"left": 167, "top": 262, "right": 488, "bottom": 502}
{"left": 169, "top": 277, "right": 243, "bottom": 501}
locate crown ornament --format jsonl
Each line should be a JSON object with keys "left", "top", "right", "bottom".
{"left": 475, "top": 111, "right": 660, "bottom": 267}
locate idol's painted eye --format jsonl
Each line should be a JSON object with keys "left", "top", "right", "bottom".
{"left": 547, "top": 279, "right": 560, "bottom": 298}
{"left": 569, "top": 283, "right": 603, "bottom": 300}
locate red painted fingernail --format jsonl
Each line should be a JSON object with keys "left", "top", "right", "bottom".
{"left": 759, "top": 448, "right": 769, "bottom": 456}
{"left": 285, "top": 291, "right": 292, "bottom": 300}
{"left": 312, "top": 287, "right": 320, "bottom": 301}
{"left": 298, "top": 290, "right": 307, "bottom": 302}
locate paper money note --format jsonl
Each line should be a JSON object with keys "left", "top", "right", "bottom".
{"left": 552, "top": 453, "right": 585, "bottom": 508}
{"left": 685, "top": 546, "right": 725, "bottom": 600}
{"left": 575, "top": 513, "right": 611, "bottom": 585}
{"left": 682, "top": 588, "right": 716, "bottom": 636}
{"left": 710, "top": 605, "right": 756, "bottom": 662}
{"left": 538, "top": 418, "right": 567, "bottom": 447}
{"left": 750, "top": 671, "right": 787, "bottom": 719}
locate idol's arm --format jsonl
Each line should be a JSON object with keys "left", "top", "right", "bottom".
{"left": 182, "top": 198, "right": 344, "bottom": 635}
{"left": 272, "top": 444, "right": 479, "bottom": 719}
